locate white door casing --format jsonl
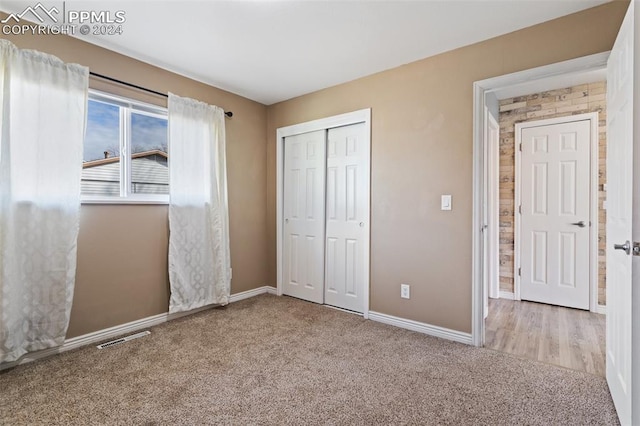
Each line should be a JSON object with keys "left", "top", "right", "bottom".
{"left": 324, "top": 123, "right": 369, "bottom": 312}
{"left": 482, "top": 109, "right": 492, "bottom": 318}
{"left": 486, "top": 110, "right": 500, "bottom": 303}
{"left": 483, "top": 131, "right": 490, "bottom": 318}
{"left": 606, "top": 1, "right": 634, "bottom": 423}
{"left": 518, "top": 118, "right": 592, "bottom": 310}
{"left": 282, "top": 130, "right": 326, "bottom": 304}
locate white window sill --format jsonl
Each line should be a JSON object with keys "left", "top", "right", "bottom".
{"left": 81, "top": 196, "right": 169, "bottom": 205}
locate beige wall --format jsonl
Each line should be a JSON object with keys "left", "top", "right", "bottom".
{"left": 498, "top": 82, "right": 607, "bottom": 305}
{"left": 2, "top": 26, "right": 269, "bottom": 338}
{"left": 266, "top": 2, "right": 627, "bottom": 333}
{"left": 1, "top": 1, "right": 628, "bottom": 340}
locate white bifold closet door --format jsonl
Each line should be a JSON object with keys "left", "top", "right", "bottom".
{"left": 283, "top": 130, "right": 326, "bottom": 304}
{"left": 324, "top": 123, "right": 368, "bottom": 312}
{"left": 282, "top": 122, "right": 368, "bottom": 313}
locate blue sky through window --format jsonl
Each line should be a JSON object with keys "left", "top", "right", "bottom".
{"left": 131, "top": 113, "right": 168, "bottom": 155}
{"left": 84, "top": 99, "right": 119, "bottom": 162}
{"left": 84, "top": 100, "right": 168, "bottom": 162}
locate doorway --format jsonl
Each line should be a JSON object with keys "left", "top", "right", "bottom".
{"left": 276, "top": 109, "right": 371, "bottom": 317}
{"left": 477, "top": 6, "right": 638, "bottom": 423}
{"left": 482, "top": 82, "right": 606, "bottom": 377}
{"left": 473, "top": 7, "right": 639, "bottom": 415}
{"left": 472, "top": 55, "right": 610, "bottom": 378}
{"left": 472, "top": 52, "right": 610, "bottom": 347}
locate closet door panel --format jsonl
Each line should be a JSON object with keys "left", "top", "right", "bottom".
{"left": 324, "top": 123, "right": 368, "bottom": 312}
{"left": 282, "top": 130, "right": 326, "bottom": 304}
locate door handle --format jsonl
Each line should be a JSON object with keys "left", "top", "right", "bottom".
{"left": 613, "top": 240, "right": 631, "bottom": 255}
{"left": 571, "top": 221, "right": 586, "bottom": 228}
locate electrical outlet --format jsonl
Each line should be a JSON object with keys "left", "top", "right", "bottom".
{"left": 400, "top": 283, "right": 410, "bottom": 299}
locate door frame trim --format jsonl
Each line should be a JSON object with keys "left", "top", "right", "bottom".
{"left": 485, "top": 108, "right": 500, "bottom": 301}
{"left": 471, "top": 52, "right": 609, "bottom": 347}
{"left": 514, "top": 113, "right": 600, "bottom": 312}
{"left": 276, "top": 109, "right": 372, "bottom": 318}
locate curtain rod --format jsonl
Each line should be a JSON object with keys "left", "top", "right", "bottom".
{"left": 89, "top": 71, "right": 233, "bottom": 118}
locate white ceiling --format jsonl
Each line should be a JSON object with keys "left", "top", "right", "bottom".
{"left": 2, "top": 0, "right": 610, "bottom": 105}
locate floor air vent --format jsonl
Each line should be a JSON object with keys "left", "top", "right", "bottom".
{"left": 96, "top": 331, "right": 150, "bottom": 349}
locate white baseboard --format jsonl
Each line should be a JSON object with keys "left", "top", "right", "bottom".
{"left": 368, "top": 311, "right": 473, "bottom": 345}
{"left": 1, "top": 285, "right": 276, "bottom": 371}
{"left": 229, "top": 286, "right": 276, "bottom": 302}
{"left": 496, "top": 291, "right": 602, "bottom": 315}
{"left": 499, "top": 291, "right": 516, "bottom": 300}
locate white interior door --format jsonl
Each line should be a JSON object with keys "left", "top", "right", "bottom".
{"left": 606, "top": 1, "right": 634, "bottom": 423}
{"left": 283, "top": 130, "right": 326, "bottom": 304}
{"left": 519, "top": 119, "right": 591, "bottom": 310}
{"left": 324, "top": 123, "right": 369, "bottom": 313}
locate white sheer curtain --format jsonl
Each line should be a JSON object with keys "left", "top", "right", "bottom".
{"left": 168, "top": 94, "right": 231, "bottom": 314}
{"left": 0, "top": 40, "right": 88, "bottom": 363}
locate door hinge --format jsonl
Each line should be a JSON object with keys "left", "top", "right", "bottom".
{"left": 519, "top": 205, "right": 522, "bottom": 214}
{"left": 519, "top": 143, "right": 522, "bottom": 152}
{"left": 518, "top": 267, "right": 521, "bottom": 276}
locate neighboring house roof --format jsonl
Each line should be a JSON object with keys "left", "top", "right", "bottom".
{"left": 83, "top": 149, "right": 168, "bottom": 168}
{"left": 82, "top": 150, "right": 168, "bottom": 195}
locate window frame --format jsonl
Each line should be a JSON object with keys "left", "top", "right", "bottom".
{"left": 82, "top": 90, "right": 169, "bottom": 205}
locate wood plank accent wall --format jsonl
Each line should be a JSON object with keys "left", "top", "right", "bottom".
{"left": 498, "top": 82, "right": 607, "bottom": 305}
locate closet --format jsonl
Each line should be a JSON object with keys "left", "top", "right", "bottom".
{"left": 277, "top": 110, "right": 371, "bottom": 314}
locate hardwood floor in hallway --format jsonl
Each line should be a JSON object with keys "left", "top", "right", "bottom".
{"left": 485, "top": 298, "right": 606, "bottom": 376}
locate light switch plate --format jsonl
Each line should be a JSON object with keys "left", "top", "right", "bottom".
{"left": 400, "top": 284, "right": 410, "bottom": 299}
{"left": 441, "top": 195, "right": 452, "bottom": 211}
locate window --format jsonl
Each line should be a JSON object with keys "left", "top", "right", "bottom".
{"left": 82, "top": 91, "right": 168, "bottom": 203}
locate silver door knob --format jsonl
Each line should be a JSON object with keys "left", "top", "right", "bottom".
{"left": 359, "top": 222, "right": 364, "bottom": 227}
{"left": 614, "top": 240, "right": 631, "bottom": 255}
{"left": 285, "top": 218, "right": 289, "bottom": 224}
{"left": 571, "top": 221, "right": 586, "bottom": 228}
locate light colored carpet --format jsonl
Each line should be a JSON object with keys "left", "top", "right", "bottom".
{"left": 0, "top": 294, "right": 619, "bottom": 425}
